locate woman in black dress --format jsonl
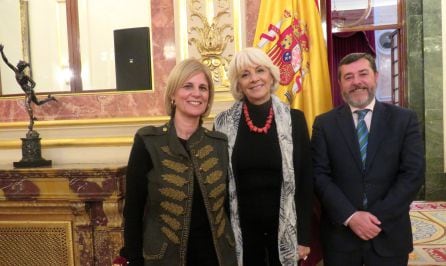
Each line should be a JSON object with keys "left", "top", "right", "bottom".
{"left": 215, "top": 47, "right": 313, "bottom": 266}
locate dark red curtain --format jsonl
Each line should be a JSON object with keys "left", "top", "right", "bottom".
{"left": 330, "top": 31, "right": 376, "bottom": 106}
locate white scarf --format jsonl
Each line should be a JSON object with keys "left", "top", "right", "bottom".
{"left": 214, "top": 95, "right": 298, "bottom": 266}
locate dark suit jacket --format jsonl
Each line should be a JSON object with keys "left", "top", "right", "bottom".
{"left": 311, "top": 100, "right": 424, "bottom": 257}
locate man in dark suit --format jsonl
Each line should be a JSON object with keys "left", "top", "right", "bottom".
{"left": 311, "top": 52, "right": 424, "bottom": 266}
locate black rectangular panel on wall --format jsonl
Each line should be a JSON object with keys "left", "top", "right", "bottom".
{"left": 114, "top": 27, "right": 152, "bottom": 90}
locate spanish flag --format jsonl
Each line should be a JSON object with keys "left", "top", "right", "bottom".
{"left": 253, "top": 0, "right": 332, "bottom": 130}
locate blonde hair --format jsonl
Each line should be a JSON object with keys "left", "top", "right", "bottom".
{"left": 228, "top": 47, "right": 280, "bottom": 101}
{"left": 164, "top": 58, "right": 215, "bottom": 117}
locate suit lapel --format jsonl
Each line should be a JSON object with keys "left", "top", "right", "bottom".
{"left": 336, "top": 105, "right": 364, "bottom": 170}
{"left": 365, "top": 101, "right": 388, "bottom": 171}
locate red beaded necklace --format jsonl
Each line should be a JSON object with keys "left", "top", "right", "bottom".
{"left": 242, "top": 103, "right": 274, "bottom": 134}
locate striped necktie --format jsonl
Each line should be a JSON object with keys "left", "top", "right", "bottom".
{"left": 356, "top": 109, "right": 369, "bottom": 168}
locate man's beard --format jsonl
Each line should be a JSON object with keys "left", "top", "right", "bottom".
{"left": 342, "top": 85, "right": 375, "bottom": 108}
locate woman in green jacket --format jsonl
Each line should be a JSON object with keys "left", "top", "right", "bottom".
{"left": 120, "top": 58, "right": 237, "bottom": 266}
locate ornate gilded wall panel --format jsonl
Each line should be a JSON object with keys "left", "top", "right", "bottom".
{"left": 175, "top": 0, "right": 244, "bottom": 93}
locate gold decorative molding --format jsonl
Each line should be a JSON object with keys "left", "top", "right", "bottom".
{"left": 0, "top": 115, "right": 219, "bottom": 149}
{"left": 188, "top": 0, "right": 233, "bottom": 88}
{"left": 0, "top": 137, "right": 132, "bottom": 149}
{"left": 175, "top": 0, "right": 243, "bottom": 92}
{"left": 0, "top": 114, "right": 220, "bottom": 129}
{"left": 0, "top": 116, "right": 171, "bottom": 129}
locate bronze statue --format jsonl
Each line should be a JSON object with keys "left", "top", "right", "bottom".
{"left": 0, "top": 44, "right": 56, "bottom": 133}
{"left": 0, "top": 44, "right": 55, "bottom": 167}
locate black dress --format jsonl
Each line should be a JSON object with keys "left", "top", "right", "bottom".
{"left": 232, "top": 99, "right": 282, "bottom": 266}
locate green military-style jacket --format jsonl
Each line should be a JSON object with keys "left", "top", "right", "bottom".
{"left": 137, "top": 122, "right": 237, "bottom": 266}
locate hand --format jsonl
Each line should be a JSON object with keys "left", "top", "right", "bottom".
{"left": 297, "top": 245, "right": 310, "bottom": 260}
{"left": 347, "top": 211, "right": 381, "bottom": 240}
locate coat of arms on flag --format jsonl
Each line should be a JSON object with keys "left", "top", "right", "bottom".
{"left": 253, "top": 0, "right": 332, "bottom": 132}
{"left": 257, "top": 9, "right": 309, "bottom": 103}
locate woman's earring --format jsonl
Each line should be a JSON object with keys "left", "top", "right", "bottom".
{"left": 171, "top": 99, "right": 176, "bottom": 113}
{"left": 170, "top": 99, "right": 176, "bottom": 116}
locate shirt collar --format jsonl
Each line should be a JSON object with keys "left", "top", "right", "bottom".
{"left": 350, "top": 98, "right": 376, "bottom": 114}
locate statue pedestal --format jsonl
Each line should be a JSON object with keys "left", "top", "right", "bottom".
{"left": 13, "top": 130, "right": 52, "bottom": 168}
